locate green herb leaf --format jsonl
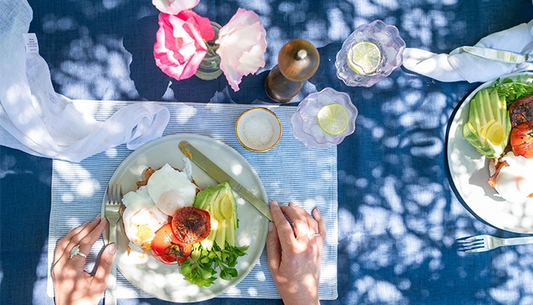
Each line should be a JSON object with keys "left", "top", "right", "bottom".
{"left": 180, "top": 242, "right": 249, "bottom": 287}
{"left": 489, "top": 74, "right": 533, "bottom": 107}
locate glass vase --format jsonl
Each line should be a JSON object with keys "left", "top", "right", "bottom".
{"left": 195, "top": 22, "right": 223, "bottom": 81}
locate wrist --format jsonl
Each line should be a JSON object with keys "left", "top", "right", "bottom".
{"left": 280, "top": 295, "right": 319, "bottom": 305}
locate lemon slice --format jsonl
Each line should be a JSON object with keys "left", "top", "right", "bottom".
{"left": 347, "top": 41, "right": 382, "bottom": 75}
{"left": 219, "top": 194, "right": 235, "bottom": 220}
{"left": 317, "top": 103, "right": 349, "bottom": 135}
{"left": 479, "top": 120, "right": 504, "bottom": 145}
{"left": 486, "top": 121, "right": 504, "bottom": 145}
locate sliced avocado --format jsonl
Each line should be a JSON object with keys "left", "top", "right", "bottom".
{"left": 463, "top": 88, "right": 510, "bottom": 159}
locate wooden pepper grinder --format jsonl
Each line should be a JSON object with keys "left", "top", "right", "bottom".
{"left": 265, "top": 39, "right": 320, "bottom": 103}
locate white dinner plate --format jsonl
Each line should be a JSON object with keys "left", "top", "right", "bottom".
{"left": 101, "top": 134, "right": 268, "bottom": 302}
{"left": 446, "top": 72, "right": 533, "bottom": 233}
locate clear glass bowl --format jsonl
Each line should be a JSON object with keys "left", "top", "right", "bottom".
{"left": 291, "top": 88, "right": 358, "bottom": 148}
{"left": 335, "top": 20, "right": 406, "bottom": 87}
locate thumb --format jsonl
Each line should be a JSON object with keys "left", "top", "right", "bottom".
{"left": 93, "top": 243, "right": 116, "bottom": 290}
{"left": 266, "top": 222, "right": 281, "bottom": 273}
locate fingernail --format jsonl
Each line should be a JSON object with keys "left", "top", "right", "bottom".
{"left": 271, "top": 199, "right": 278, "bottom": 206}
{"left": 268, "top": 222, "right": 274, "bottom": 232}
{"left": 107, "top": 243, "right": 116, "bottom": 254}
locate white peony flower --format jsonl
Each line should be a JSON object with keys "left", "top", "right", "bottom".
{"left": 215, "top": 8, "right": 267, "bottom": 92}
{"left": 152, "top": 0, "right": 200, "bottom": 14}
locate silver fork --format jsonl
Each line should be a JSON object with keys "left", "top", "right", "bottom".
{"left": 104, "top": 183, "right": 123, "bottom": 305}
{"left": 457, "top": 235, "right": 533, "bottom": 252}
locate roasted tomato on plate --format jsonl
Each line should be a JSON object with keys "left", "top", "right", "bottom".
{"left": 151, "top": 223, "right": 193, "bottom": 264}
{"left": 510, "top": 122, "right": 533, "bottom": 158}
{"left": 509, "top": 96, "right": 533, "bottom": 158}
{"left": 171, "top": 206, "right": 211, "bottom": 245}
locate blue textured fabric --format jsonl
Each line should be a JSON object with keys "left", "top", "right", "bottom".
{"left": 1, "top": 0, "right": 533, "bottom": 304}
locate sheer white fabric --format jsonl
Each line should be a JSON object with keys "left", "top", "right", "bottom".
{"left": 0, "top": 0, "right": 169, "bottom": 162}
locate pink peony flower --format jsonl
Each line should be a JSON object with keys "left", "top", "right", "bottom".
{"left": 215, "top": 8, "right": 267, "bottom": 91}
{"left": 154, "top": 11, "right": 215, "bottom": 81}
{"left": 152, "top": 0, "right": 200, "bottom": 14}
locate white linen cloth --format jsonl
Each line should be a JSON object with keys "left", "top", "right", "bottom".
{"left": 0, "top": 0, "right": 169, "bottom": 162}
{"left": 402, "top": 19, "right": 533, "bottom": 83}
{"left": 46, "top": 101, "right": 339, "bottom": 300}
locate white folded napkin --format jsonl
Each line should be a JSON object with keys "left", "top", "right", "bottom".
{"left": 0, "top": 0, "right": 170, "bottom": 162}
{"left": 403, "top": 19, "right": 533, "bottom": 83}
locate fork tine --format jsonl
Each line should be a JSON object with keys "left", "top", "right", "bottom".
{"left": 456, "top": 235, "right": 489, "bottom": 252}
{"left": 118, "top": 183, "right": 123, "bottom": 204}
{"left": 458, "top": 241, "right": 485, "bottom": 250}
{"left": 111, "top": 183, "right": 117, "bottom": 205}
{"left": 460, "top": 243, "right": 485, "bottom": 249}
{"left": 106, "top": 184, "right": 112, "bottom": 203}
{"left": 113, "top": 183, "right": 118, "bottom": 204}
{"left": 461, "top": 245, "right": 488, "bottom": 252}
{"left": 456, "top": 236, "right": 483, "bottom": 244}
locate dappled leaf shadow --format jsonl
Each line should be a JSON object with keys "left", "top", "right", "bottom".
{"left": 6, "top": 0, "right": 533, "bottom": 304}
{"left": 122, "top": 15, "right": 169, "bottom": 100}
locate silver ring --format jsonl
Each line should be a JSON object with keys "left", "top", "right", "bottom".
{"left": 69, "top": 245, "right": 87, "bottom": 259}
{"left": 310, "top": 233, "right": 321, "bottom": 237}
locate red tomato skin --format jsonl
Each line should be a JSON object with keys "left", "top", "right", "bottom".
{"left": 171, "top": 206, "right": 211, "bottom": 245}
{"left": 151, "top": 223, "right": 192, "bottom": 265}
{"left": 510, "top": 122, "right": 533, "bottom": 158}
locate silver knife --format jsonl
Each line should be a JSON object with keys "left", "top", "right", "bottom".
{"left": 462, "top": 46, "right": 532, "bottom": 64}
{"left": 179, "top": 140, "right": 273, "bottom": 221}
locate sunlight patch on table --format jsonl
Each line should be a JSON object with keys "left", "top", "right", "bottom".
{"left": 327, "top": 8, "right": 351, "bottom": 41}
{"left": 351, "top": 275, "right": 406, "bottom": 304}
{"left": 173, "top": 104, "right": 197, "bottom": 123}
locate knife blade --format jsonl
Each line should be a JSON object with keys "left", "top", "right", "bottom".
{"left": 462, "top": 46, "right": 532, "bottom": 64}
{"left": 179, "top": 140, "right": 273, "bottom": 221}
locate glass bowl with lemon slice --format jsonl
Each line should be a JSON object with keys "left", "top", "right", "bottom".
{"left": 335, "top": 20, "right": 405, "bottom": 87}
{"left": 291, "top": 87, "right": 358, "bottom": 148}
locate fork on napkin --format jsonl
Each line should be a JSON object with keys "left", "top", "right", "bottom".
{"left": 402, "top": 19, "right": 533, "bottom": 83}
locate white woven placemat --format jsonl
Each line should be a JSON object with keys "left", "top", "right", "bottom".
{"left": 47, "top": 101, "right": 338, "bottom": 300}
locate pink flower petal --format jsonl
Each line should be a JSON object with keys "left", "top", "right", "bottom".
{"left": 153, "top": 12, "right": 209, "bottom": 81}
{"left": 216, "top": 8, "right": 267, "bottom": 91}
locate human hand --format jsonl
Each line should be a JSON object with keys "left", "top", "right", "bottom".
{"left": 266, "top": 199, "right": 326, "bottom": 305}
{"left": 52, "top": 215, "right": 116, "bottom": 305}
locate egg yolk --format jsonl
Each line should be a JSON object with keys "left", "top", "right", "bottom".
{"left": 135, "top": 224, "right": 154, "bottom": 245}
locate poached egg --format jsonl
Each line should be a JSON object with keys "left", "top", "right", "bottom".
{"left": 494, "top": 152, "right": 533, "bottom": 202}
{"left": 147, "top": 163, "right": 198, "bottom": 216}
{"left": 122, "top": 161, "right": 198, "bottom": 252}
{"left": 122, "top": 186, "right": 168, "bottom": 250}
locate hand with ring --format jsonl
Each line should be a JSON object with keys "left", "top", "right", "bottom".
{"left": 52, "top": 215, "right": 116, "bottom": 305}
{"left": 266, "top": 199, "right": 326, "bottom": 305}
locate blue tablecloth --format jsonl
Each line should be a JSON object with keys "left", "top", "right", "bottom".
{"left": 2, "top": 0, "right": 533, "bottom": 304}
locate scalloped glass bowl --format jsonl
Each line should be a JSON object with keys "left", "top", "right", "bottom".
{"left": 291, "top": 88, "right": 358, "bottom": 148}
{"left": 335, "top": 20, "right": 406, "bottom": 87}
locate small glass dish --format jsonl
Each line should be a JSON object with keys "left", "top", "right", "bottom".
{"left": 335, "top": 19, "right": 406, "bottom": 87}
{"left": 291, "top": 87, "right": 358, "bottom": 148}
{"left": 236, "top": 107, "right": 282, "bottom": 152}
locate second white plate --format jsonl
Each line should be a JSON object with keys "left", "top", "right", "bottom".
{"left": 446, "top": 72, "right": 533, "bottom": 233}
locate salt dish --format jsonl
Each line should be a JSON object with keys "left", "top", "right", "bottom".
{"left": 235, "top": 107, "right": 282, "bottom": 152}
